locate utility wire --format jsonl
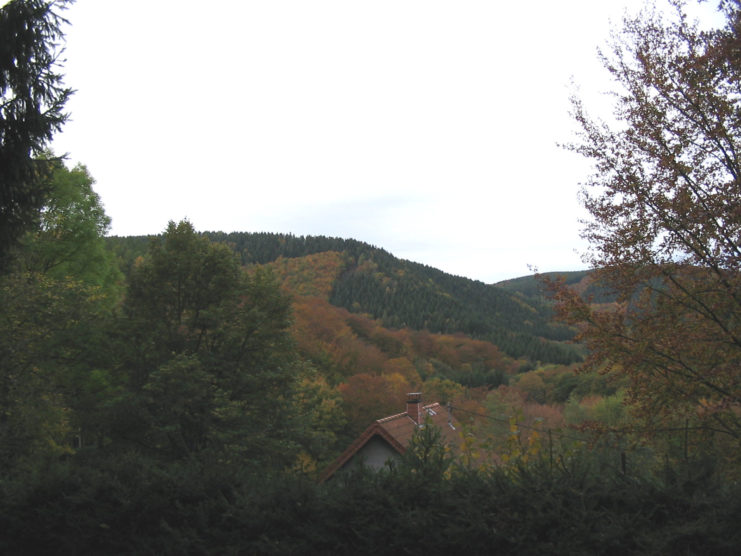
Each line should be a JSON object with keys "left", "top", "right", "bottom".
{"left": 449, "top": 404, "right": 713, "bottom": 442}
{"left": 449, "top": 404, "right": 587, "bottom": 443}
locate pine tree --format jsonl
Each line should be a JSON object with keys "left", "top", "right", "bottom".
{"left": 0, "top": 0, "right": 73, "bottom": 264}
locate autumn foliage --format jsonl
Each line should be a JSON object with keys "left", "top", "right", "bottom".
{"left": 554, "top": 1, "right": 741, "bottom": 444}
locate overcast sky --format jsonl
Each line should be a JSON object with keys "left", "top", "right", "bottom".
{"left": 49, "top": 0, "right": 720, "bottom": 283}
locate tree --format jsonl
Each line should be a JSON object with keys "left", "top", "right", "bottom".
{"left": 17, "top": 158, "right": 121, "bottom": 296}
{"left": 0, "top": 157, "right": 122, "bottom": 457}
{"left": 0, "top": 270, "right": 110, "bottom": 474}
{"left": 0, "top": 0, "right": 74, "bottom": 263}
{"left": 555, "top": 1, "right": 741, "bottom": 442}
{"left": 117, "top": 221, "right": 303, "bottom": 465}
{"left": 338, "top": 373, "right": 408, "bottom": 437}
{"left": 124, "top": 220, "right": 241, "bottom": 372}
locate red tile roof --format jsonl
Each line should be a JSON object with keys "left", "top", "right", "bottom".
{"left": 319, "top": 402, "right": 461, "bottom": 482}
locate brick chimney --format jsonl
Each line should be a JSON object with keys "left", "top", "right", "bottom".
{"left": 406, "top": 392, "right": 423, "bottom": 424}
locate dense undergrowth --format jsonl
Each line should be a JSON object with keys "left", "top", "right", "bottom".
{"left": 2, "top": 432, "right": 739, "bottom": 555}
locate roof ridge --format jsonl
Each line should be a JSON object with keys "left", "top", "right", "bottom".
{"left": 376, "top": 411, "right": 408, "bottom": 423}
{"left": 376, "top": 402, "right": 443, "bottom": 423}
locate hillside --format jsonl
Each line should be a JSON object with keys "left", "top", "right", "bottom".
{"left": 497, "top": 270, "right": 616, "bottom": 305}
{"left": 107, "top": 232, "right": 584, "bottom": 368}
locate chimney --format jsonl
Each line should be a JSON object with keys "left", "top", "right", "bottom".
{"left": 406, "top": 392, "right": 423, "bottom": 424}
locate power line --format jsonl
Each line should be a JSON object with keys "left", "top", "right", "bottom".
{"left": 449, "top": 404, "right": 717, "bottom": 442}
{"left": 449, "top": 404, "right": 586, "bottom": 443}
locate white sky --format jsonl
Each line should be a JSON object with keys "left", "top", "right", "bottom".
{"left": 49, "top": 0, "right": 721, "bottom": 283}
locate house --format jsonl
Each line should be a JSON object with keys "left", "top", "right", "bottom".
{"left": 320, "top": 392, "right": 461, "bottom": 482}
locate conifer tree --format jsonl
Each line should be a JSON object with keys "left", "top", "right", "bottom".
{"left": 0, "top": 0, "right": 73, "bottom": 264}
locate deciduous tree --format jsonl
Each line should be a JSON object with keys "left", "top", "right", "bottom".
{"left": 555, "top": 1, "right": 741, "bottom": 441}
{"left": 118, "top": 221, "right": 303, "bottom": 465}
{"left": 0, "top": 271, "right": 110, "bottom": 473}
{"left": 17, "top": 158, "right": 121, "bottom": 296}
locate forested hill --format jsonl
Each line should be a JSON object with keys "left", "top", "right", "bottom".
{"left": 496, "top": 270, "right": 616, "bottom": 305}
{"left": 107, "top": 231, "right": 584, "bottom": 365}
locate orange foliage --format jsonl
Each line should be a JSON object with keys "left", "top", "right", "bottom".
{"left": 338, "top": 373, "right": 410, "bottom": 436}
{"left": 578, "top": 395, "right": 604, "bottom": 409}
{"left": 522, "top": 402, "right": 566, "bottom": 431}
{"left": 382, "top": 357, "right": 421, "bottom": 386}
{"left": 264, "top": 251, "right": 344, "bottom": 299}
{"left": 291, "top": 296, "right": 387, "bottom": 380}
{"left": 371, "top": 328, "right": 408, "bottom": 357}
{"left": 407, "top": 331, "right": 506, "bottom": 372}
